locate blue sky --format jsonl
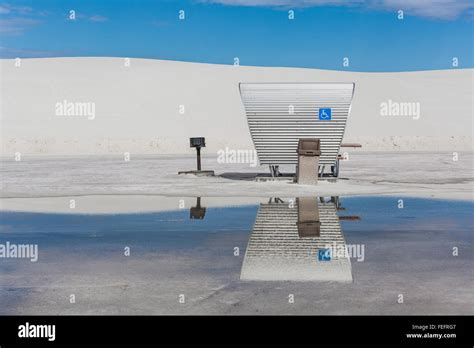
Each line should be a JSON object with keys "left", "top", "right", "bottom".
{"left": 0, "top": 0, "right": 472, "bottom": 71}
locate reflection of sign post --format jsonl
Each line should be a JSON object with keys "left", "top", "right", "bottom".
{"left": 319, "top": 108, "right": 332, "bottom": 120}
{"left": 190, "top": 197, "right": 206, "bottom": 219}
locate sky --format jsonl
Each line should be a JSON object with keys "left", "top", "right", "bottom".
{"left": 0, "top": 0, "right": 473, "bottom": 71}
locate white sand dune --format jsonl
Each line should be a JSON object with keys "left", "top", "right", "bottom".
{"left": 1, "top": 58, "right": 472, "bottom": 212}
{"left": 1, "top": 57, "right": 472, "bottom": 155}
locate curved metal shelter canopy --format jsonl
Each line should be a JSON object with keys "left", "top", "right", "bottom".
{"left": 239, "top": 83, "right": 355, "bottom": 166}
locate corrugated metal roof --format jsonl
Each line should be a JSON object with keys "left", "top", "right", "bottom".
{"left": 239, "top": 83, "right": 355, "bottom": 165}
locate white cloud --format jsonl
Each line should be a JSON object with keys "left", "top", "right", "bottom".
{"left": 151, "top": 19, "right": 170, "bottom": 27}
{"left": 374, "top": 0, "right": 474, "bottom": 20}
{"left": 0, "top": 18, "right": 41, "bottom": 35}
{"left": 0, "top": 3, "right": 47, "bottom": 35}
{"left": 0, "top": 3, "right": 33, "bottom": 15}
{"left": 0, "top": 46, "right": 60, "bottom": 58}
{"left": 89, "top": 15, "right": 108, "bottom": 22}
{"left": 201, "top": 0, "right": 474, "bottom": 20}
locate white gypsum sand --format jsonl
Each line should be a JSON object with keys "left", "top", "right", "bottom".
{"left": 0, "top": 58, "right": 472, "bottom": 213}
{"left": 0, "top": 152, "right": 472, "bottom": 214}
{"left": 0, "top": 58, "right": 472, "bottom": 155}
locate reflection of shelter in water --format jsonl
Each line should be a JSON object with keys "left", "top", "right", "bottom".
{"left": 240, "top": 197, "right": 352, "bottom": 282}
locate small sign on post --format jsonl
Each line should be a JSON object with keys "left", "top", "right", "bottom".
{"left": 190, "top": 137, "right": 205, "bottom": 171}
{"left": 178, "top": 137, "right": 215, "bottom": 176}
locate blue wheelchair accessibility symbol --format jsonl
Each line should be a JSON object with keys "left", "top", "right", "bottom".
{"left": 318, "top": 248, "right": 332, "bottom": 261}
{"left": 319, "top": 108, "right": 332, "bottom": 120}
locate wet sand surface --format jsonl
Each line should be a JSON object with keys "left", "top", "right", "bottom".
{"left": 0, "top": 197, "right": 472, "bottom": 315}
{"left": 1, "top": 153, "right": 473, "bottom": 206}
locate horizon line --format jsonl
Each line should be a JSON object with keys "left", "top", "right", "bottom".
{"left": 1, "top": 56, "right": 472, "bottom": 74}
